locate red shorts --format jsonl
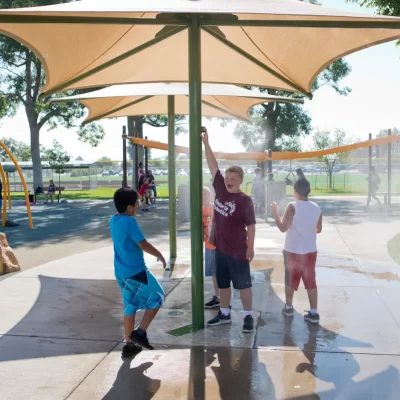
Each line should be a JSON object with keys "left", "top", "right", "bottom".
{"left": 283, "top": 250, "right": 317, "bottom": 290}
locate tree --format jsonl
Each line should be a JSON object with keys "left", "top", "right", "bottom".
{"left": 233, "top": 58, "right": 352, "bottom": 153}
{"left": 44, "top": 139, "right": 70, "bottom": 189}
{"left": 75, "top": 156, "right": 84, "bottom": 161}
{"left": 376, "top": 127, "right": 400, "bottom": 157}
{"left": 233, "top": 0, "right": 352, "bottom": 153}
{"left": 0, "top": 0, "right": 105, "bottom": 190}
{"left": 95, "top": 156, "right": 118, "bottom": 170}
{"left": 0, "top": 137, "right": 31, "bottom": 161}
{"left": 312, "top": 129, "right": 352, "bottom": 189}
{"left": 347, "top": 0, "right": 400, "bottom": 16}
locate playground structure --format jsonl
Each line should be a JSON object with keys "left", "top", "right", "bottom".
{"left": 0, "top": 141, "right": 33, "bottom": 275}
{"left": 0, "top": 141, "right": 33, "bottom": 229}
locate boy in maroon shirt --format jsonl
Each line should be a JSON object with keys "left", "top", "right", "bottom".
{"left": 201, "top": 128, "right": 256, "bottom": 333}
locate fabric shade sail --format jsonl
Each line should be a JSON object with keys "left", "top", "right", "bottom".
{"left": 51, "top": 83, "right": 304, "bottom": 123}
{"left": 0, "top": 0, "right": 399, "bottom": 98}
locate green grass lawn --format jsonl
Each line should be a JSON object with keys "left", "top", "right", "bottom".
{"left": 8, "top": 171, "right": 400, "bottom": 200}
{"left": 388, "top": 234, "right": 400, "bottom": 266}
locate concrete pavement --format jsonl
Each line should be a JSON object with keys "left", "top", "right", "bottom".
{"left": 1, "top": 197, "right": 400, "bottom": 399}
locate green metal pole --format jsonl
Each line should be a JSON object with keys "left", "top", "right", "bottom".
{"left": 388, "top": 129, "right": 392, "bottom": 206}
{"left": 168, "top": 95, "right": 177, "bottom": 259}
{"left": 188, "top": 14, "right": 204, "bottom": 330}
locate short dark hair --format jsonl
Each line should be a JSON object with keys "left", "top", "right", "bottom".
{"left": 113, "top": 187, "right": 138, "bottom": 213}
{"left": 294, "top": 178, "right": 311, "bottom": 197}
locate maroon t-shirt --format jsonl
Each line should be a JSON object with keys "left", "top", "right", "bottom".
{"left": 210, "top": 170, "right": 256, "bottom": 261}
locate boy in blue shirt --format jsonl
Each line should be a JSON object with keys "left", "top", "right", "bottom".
{"left": 110, "top": 187, "right": 166, "bottom": 357}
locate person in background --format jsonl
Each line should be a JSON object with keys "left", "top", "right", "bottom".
{"left": 138, "top": 162, "right": 144, "bottom": 179}
{"left": 366, "top": 166, "right": 382, "bottom": 208}
{"left": 138, "top": 178, "right": 150, "bottom": 212}
{"left": 296, "top": 168, "right": 306, "bottom": 180}
{"left": 46, "top": 180, "right": 56, "bottom": 203}
{"left": 147, "top": 170, "right": 157, "bottom": 205}
{"left": 272, "top": 178, "right": 322, "bottom": 324}
{"left": 203, "top": 186, "right": 220, "bottom": 309}
{"left": 138, "top": 162, "right": 144, "bottom": 191}
{"left": 252, "top": 167, "right": 265, "bottom": 209}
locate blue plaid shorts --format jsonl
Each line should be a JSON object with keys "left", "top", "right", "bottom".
{"left": 116, "top": 269, "right": 165, "bottom": 316}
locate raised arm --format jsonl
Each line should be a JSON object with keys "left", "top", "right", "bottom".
{"left": 201, "top": 129, "right": 219, "bottom": 179}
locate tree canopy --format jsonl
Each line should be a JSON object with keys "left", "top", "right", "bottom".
{"left": 0, "top": 137, "right": 31, "bottom": 161}
{"left": 347, "top": 0, "right": 400, "bottom": 15}
{"left": 233, "top": 58, "right": 352, "bottom": 153}
{"left": 0, "top": 0, "right": 105, "bottom": 188}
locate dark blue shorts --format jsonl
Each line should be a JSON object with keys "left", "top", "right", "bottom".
{"left": 215, "top": 249, "right": 252, "bottom": 290}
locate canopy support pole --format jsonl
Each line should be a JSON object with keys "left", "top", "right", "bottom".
{"left": 168, "top": 95, "right": 177, "bottom": 260}
{"left": 189, "top": 14, "right": 204, "bottom": 331}
{"left": 388, "top": 129, "right": 392, "bottom": 206}
{"left": 122, "top": 126, "right": 128, "bottom": 188}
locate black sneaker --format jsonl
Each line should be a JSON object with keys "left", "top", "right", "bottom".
{"left": 129, "top": 330, "right": 154, "bottom": 350}
{"left": 205, "top": 296, "right": 220, "bottom": 309}
{"left": 122, "top": 343, "right": 143, "bottom": 358}
{"left": 282, "top": 305, "right": 295, "bottom": 317}
{"left": 304, "top": 311, "right": 320, "bottom": 324}
{"left": 242, "top": 315, "right": 254, "bottom": 333}
{"left": 207, "top": 310, "right": 231, "bottom": 326}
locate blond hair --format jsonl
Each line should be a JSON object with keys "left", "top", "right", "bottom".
{"left": 226, "top": 166, "right": 244, "bottom": 181}
{"left": 203, "top": 186, "right": 212, "bottom": 195}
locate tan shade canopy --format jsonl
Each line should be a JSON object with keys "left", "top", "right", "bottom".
{"left": 51, "top": 83, "right": 304, "bottom": 123}
{"left": 0, "top": 0, "right": 399, "bottom": 98}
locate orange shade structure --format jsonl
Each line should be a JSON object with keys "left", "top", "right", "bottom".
{"left": 130, "top": 135, "right": 400, "bottom": 161}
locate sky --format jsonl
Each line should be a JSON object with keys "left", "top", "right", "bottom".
{"left": 0, "top": 0, "right": 399, "bottom": 162}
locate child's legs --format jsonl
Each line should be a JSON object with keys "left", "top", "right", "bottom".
{"left": 219, "top": 288, "right": 231, "bottom": 309}
{"left": 124, "top": 314, "right": 136, "bottom": 343}
{"left": 239, "top": 288, "right": 252, "bottom": 311}
{"left": 212, "top": 275, "right": 219, "bottom": 297}
{"left": 139, "top": 308, "right": 160, "bottom": 330}
{"left": 307, "top": 289, "right": 318, "bottom": 310}
{"left": 285, "top": 286, "right": 295, "bottom": 307}
{"left": 283, "top": 251, "right": 301, "bottom": 306}
{"left": 301, "top": 252, "right": 318, "bottom": 310}
{"left": 228, "top": 253, "right": 252, "bottom": 311}
{"left": 138, "top": 270, "right": 165, "bottom": 330}
{"left": 205, "top": 248, "right": 219, "bottom": 297}
{"left": 215, "top": 249, "right": 231, "bottom": 308}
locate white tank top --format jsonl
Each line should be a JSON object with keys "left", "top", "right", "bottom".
{"left": 284, "top": 200, "right": 321, "bottom": 254}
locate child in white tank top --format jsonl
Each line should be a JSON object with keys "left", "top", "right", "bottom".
{"left": 272, "top": 178, "right": 322, "bottom": 324}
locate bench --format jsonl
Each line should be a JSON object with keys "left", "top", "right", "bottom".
{"left": 33, "top": 186, "right": 65, "bottom": 203}
{"left": 377, "top": 192, "right": 400, "bottom": 205}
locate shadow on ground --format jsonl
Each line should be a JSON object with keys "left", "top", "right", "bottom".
{"left": 3, "top": 200, "right": 172, "bottom": 249}
{"left": 2, "top": 266, "right": 396, "bottom": 399}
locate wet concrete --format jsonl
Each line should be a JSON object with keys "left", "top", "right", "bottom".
{"left": 1, "top": 197, "right": 400, "bottom": 399}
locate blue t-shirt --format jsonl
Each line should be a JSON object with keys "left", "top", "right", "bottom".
{"left": 110, "top": 214, "right": 146, "bottom": 279}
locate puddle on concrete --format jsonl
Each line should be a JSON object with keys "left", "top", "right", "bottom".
{"left": 319, "top": 265, "right": 400, "bottom": 282}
